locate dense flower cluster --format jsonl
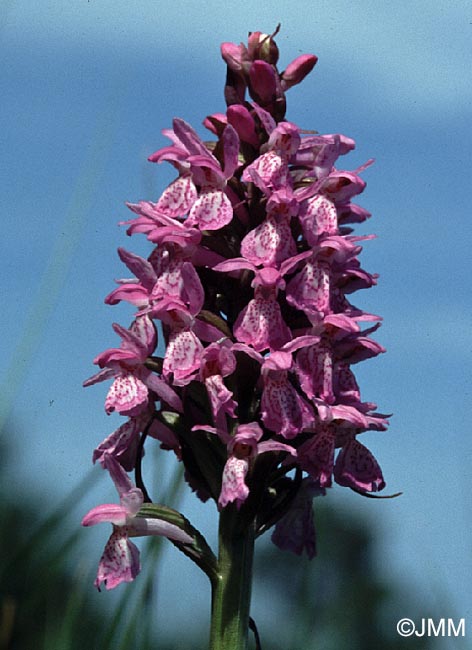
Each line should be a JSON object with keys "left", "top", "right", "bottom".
{"left": 83, "top": 28, "right": 388, "bottom": 589}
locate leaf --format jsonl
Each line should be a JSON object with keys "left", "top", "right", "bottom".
{"left": 136, "top": 503, "right": 219, "bottom": 585}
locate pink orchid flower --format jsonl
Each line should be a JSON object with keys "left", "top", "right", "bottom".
{"left": 240, "top": 187, "right": 299, "bottom": 267}
{"left": 83, "top": 315, "right": 182, "bottom": 415}
{"left": 271, "top": 477, "right": 324, "bottom": 559}
{"left": 199, "top": 340, "right": 237, "bottom": 430}
{"left": 297, "top": 425, "right": 336, "bottom": 487}
{"left": 218, "top": 422, "right": 296, "bottom": 509}
{"left": 214, "top": 253, "right": 310, "bottom": 352}
{"left": 82, "top": 454, "right": 192, "bottom": 590}
{"left": 148, "top": 118, "right": 240, "bottom": 231}
{"left": 92, "top": 410, "right": 150, "bottom": 472}
{"left": 260, "top": 350, "right": 315, "bottom": 439}
{"left": 105, "top": 245, "right": 205, "bottom": 320}
{"left": 232, "top": 337, "right": 319, "bottom": 439}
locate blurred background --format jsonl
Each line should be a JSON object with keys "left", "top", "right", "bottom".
{"left": 1, "top": 1, "right": 470, "bottom": 648}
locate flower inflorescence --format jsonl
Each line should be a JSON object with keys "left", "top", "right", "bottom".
{"left": 82, "top": 28, "right": 389, "bottom": 589}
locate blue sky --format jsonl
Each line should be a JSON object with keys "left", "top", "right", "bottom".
{"left": 1, "top": 0, "right": 471, "bottom": 642}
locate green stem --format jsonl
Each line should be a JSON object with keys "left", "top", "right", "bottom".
{"left": 209, "top": 506, "right": 255, "bottom": 650}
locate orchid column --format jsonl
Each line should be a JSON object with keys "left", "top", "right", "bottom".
{"left": 82, "top": 27, "right": 389, "bottom": 650}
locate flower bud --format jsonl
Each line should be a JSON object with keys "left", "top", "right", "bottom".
{"left": 203, "top": 112, "right": 228, "bottom": 136}
{"left": 220, "top": 42, "right": 248, "bottom": 72}
{"left": 227, "top": 104, "right": 259, "bottom": 146}
{"left": 247, "top": 31, "right": 279, "bottom": 64}
{"left": 281, "top": 54, "right": 318, "bottom": 90}
{"left": 249, "top": 60, "right": 277, "bottom": 104}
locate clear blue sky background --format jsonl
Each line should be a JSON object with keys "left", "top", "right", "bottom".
{"left": 1, "top": 0, "right": 471, "bottom": 643}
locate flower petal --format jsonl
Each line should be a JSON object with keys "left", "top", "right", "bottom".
{"left": 240, "top": 214, "right": 296, "bottom": 267}
{"left": 261, "top": 374, "right": 314, "bottom": 438}
{"left": 117, "top": 248, "right": 157, "bottom": 291}
{"left": 234, "top": 297, "right": 291, "bottom": 352}
{"left": 299, "top": 194, "right": 338, "bottom": 244}
{"left": 271, "top": 478, "right": 321, "bottom": 559}
{"left": 222, "top": 124, "right": 240, "bottom": 178}
{"left": 219, "top": 456, "right": 250, "bottom": 509}
{"left": 295, "top": 343, "right": 334, "bottom": 402}
{"left": 93, "top": 417, "right": 142, "bottom": 471}
{"left": 334, "top": 438, "right": 385, "bottom": 492}
{"left": 172, "top": 118, "right": 210, "bottom": 156}
{"left": 94, "top": 529, "right": 141, "bottom": 590}
{"left": 103, "top": 452, "right": 135, "bottom": 496}
{"left": 163, "top": 329, "right": 204, "bottom": 386}
{"left": 83, "top": 367, "right": 115, "bottom": 388}
{"left": 82, "top": 504, "right": 128, "bottom": 527}
{"left": 298, "top": 430, "right": 335, "bottom": 487}
{"left": 187, "top": 189, "right": 233, "bottom": 230}
{"left": 242, "top": 150, "right": 287, "bottom": 191}
{"left": 286, "top": 257, "right": 331, "bottom": 318}
{"left": 142, "top": 371, "right": 183, "bottom": 413}
{"left": 155, "top": 175, "right": 198, "bottom": 217}
{"left": 105, "top": 374, "right": 149, "bottom": 416}
{"left": 205, "top": 375, "right": 237, "bottom": 427}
